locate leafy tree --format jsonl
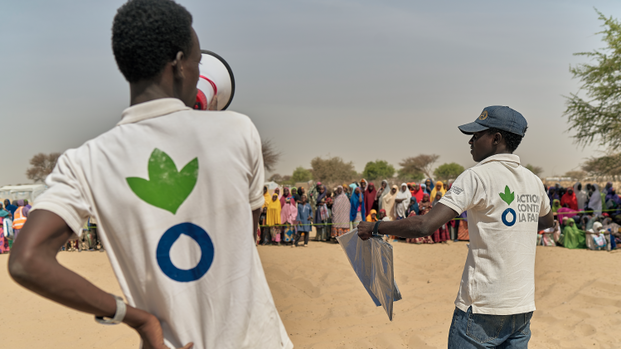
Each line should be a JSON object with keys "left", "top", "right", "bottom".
{"left": 26, "top": 152, "right": 61, "bottom": 182}
{"left": 397, "top": 169, "right": 424, "bottom": 182}
{"left": 525, "top": 164, "right": 544, "bottom": 177}
{"left": 362, "top": 160, "right": 395, "bottom": 180}
{"left": 399, "top": 154, "right": 439, "bottom": 180}
{"left": 433, "top": 162, "right": 465, "bottom": 181}
{"left": 564, "top": 11, "right": 621, "bottom": 149}
{"left": 581, "top": 153, "right": 621, "bottom": 178}
{"left": 310, "top": 156, "right": 356, "bottom": 183}
{"left": 291, "top": 166, "right": 313, "bottom": 182}
{"left": 262, "top": 139, "right": 280, "bottom": 172}
{"left": 268, "top": 173, "right": 282, "bottom": 182}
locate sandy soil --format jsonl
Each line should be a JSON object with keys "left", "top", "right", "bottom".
{"left": 1, "top": 241, "right": 621, "bottom": 348}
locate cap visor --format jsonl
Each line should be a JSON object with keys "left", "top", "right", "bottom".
{"left": 458, "top": 121, "right": 489, "bottom": 135}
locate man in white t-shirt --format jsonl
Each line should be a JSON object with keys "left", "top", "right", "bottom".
{"left": 8, "top": 1, "right": 292, "bottom": 349}
{"left": 359, "top": 105, "right": 554, "bottom": 349}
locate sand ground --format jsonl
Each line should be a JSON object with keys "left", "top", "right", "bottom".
{"left": 1, "top": 241, "right": 620, "bottom": 348}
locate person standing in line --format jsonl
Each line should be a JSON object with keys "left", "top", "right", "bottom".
{"left": 296, "top": 194, "right": 312, "bottom": 247}
{"left": 395, "top": 183, "right": 412, "bottom": 220}
{"left": 8, "top": 1, "right": 292, "bottom": 347}
{"left": 267, "top": 193, "right": 283, "bottom": 245}
{"left": 350, "top": 187, "right": 365, "bottom": 227}
{"left": 377, "top": 180, "right": 389, "bottom": 211}
{"left": 258, "top": 207, "right": 268, "bottom": 245}
{"left": 12, "top": 200, "right": 28, "bottom": 241}
{"left": 331, "top": 187, "right": 351, "bottom": 239}
{"left": 382, "top": 185, "right": 398, "bottom": 221}
{"left": 262, "top": 186, "right": 270, "bottom": 209}
{"left": 359, "top": 106, "right": 553, "bottom": 349}
{"left": 5, "top": 199, "right": 17, "bottom": 217}
{"left": 364, "top": 182, "right": 377, "bottom": 218}
{"left": 574, "top": 183, "right": 587, "bottom": 211}
{"left": 0, "top": 203, "right": 10, "bottom": 253}
{"left": 280, "top": 197, "right": 298, "bottom": 245}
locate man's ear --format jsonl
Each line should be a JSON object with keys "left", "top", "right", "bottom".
{"left": 171, "top": 51, "right": 185, "bottom": 79}
{"left": 492, "top": 132, "right": 502, "bottom": 146}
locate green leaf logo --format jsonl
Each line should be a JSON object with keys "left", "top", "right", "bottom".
{"left": 126, "top": 149, "right": 198, "bottom": 214}
{"left": 499, "top": 185, "right": 515, "bottom": 206}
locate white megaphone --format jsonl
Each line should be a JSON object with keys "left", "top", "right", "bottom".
{"left": 194, "top": 50, "right": 235, "bottom": 111}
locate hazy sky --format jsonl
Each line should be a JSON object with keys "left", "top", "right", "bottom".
{"left": 2, "top": 0, "right": 620, "bottom": 186}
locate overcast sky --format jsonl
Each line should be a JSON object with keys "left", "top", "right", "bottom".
{"left": 2, "top": 0, "right": 620, "bottom": 186}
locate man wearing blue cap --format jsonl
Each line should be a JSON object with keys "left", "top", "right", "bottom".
{"left": 358, "top": 105, "right": 554, "bottom": 348}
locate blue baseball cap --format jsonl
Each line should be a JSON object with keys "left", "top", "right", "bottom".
{"left": 458, "top": 106, "right": 528, "bottom": 136}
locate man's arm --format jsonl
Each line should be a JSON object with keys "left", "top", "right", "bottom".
{"left": 252, "top": 208, "right": 261, "bottom": 240}
{"left": 358, "top": 203, "right": 458, "bottom": 240}
{"left": 8, "top": 210, "right": 192, "bottom": 349}
{"left": 537, "top": 209, "right": 554, "bottom": 231}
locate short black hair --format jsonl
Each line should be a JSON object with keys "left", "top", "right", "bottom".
{"left": 486, "top": 127, "right": 525, "bottom": 152}
{"left": 112, "top": 0, "right": 193, "bottom": 83}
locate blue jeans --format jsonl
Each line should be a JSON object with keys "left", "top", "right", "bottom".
{"left": 448, "top": 307, "right": 532, "bottom": 349}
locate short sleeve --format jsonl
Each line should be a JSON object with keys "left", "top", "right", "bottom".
{"left": 439, "top": 169, "right": 486, "bottom": 215}
{"left": 539, "top": 182, "right": 551, "bottom": 217}
{"left": 31, "top": 151, "right": 92, "bottom": 235}
{"left": 247, "top": 122, "right": 265, "bottom": 211}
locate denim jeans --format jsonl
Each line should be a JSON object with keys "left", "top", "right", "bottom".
{"left": 448, "top": 307, "right": 532, "bottom": 349}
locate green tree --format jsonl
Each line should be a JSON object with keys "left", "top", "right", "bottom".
{"left": 433, "top": 162, "right": 465, "bottom": 182}
{"left": 291, "top": 166, "right": 313, "bottom": 182}
{"left": 310, "top": 156, "right": 357, "bottom": 183}
{"left": 525, "top": 164, "right": 544, "bottom": 177}
{"left": 362, "top": 160, "right": 395, "bottom": 180}
{"left": 564, "top": 11, "right": 621, "bottom": 149}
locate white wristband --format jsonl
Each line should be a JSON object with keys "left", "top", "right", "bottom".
{"left": 95, "top": 294, "right": 126, "bottom": 325}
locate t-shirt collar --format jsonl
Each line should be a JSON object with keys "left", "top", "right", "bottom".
{"left": 117, "top": 98, "right": 191, "bottom": 126}
{"left": 476, "top": 153, "right": 520, "bottom": 167}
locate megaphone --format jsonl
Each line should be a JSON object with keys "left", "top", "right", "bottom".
{"left": 194, "top": 50, "right": 235, "bottom": 111}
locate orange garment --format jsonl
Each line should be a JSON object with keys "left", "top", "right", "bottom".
{"left": 13, "top": 207, "right": 26, "bottom": 230}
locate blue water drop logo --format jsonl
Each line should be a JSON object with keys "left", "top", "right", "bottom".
{"left": 501, "top": 208, "right": 516, "bottom": 227}
{"left": 156, "top": 223, "right": 214, "bottom": 282}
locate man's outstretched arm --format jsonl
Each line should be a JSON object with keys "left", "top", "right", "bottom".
{"left": 8, "top": 210, "right": 192, "bottom": 349}
{"left": 358, "top": 203, "right": 458, "bottom": 240}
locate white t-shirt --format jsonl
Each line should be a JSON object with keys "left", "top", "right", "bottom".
{"left": 32, "top": 98, "right": 293, "bottom": 349}
{"left": 439, "top": 154, "right": 550, "bottom": 315}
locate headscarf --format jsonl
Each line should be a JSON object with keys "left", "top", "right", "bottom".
{"left": 430, "top": 181, "right": 446, "bottom": 201}
{"left": 551, "top": 199, "right": 561, "bottom": 213}
{"left": 411, "top": 183, "right": 424, "bottom": 203}
{"left": 395, "top": 183, "right": 411, "bottom": 218}
{"left": 418, "top": 193, "right": 432, "bottom": 215}
{"left": 378, "top": 209, "right": 387, "bottom": 220}
{"left": 315, "top": 185, "right": 327, "bottom": 206}
{"left": 574, "top": 182, "right": 587, "bottom": 211}
{"left": 562, "top": 218, "right": 586, "bottom": 249}
{"left": 364, "top": 182, "right": 377, "bottom": 216}
{"left": 432, "top": 192, "right": 443, "bottom": 207}
{"left": 548, "top": 187, "right": 560, "bottom": 205}
{"left": 262, "top": 188, "right": 271, "bottom": 209}
{"left": 378, "top": 180, "right": 390, "bottom": 210}
{"left": 424, "top": 179, "right": 433, "bottom": 194}
{"left": 350, "top": 188, "right": 365, "bottom": 222}
{"left": 366, "top": 209, "right": 378, "bottom": 222}
{"left": 280, "top": 187, "right": 293, "bottom": 207}
{"left": 560, "top": 189, "right": 578, "bottom": 212}
{"left": 266, "top": 194, "right": 282, "bottom": 226}
{"left": 588, "top": 184, "right": 602, "bottom": 215}
{"left": 280, "top": 198, "right": 298, "bottom": 224}
{"left": 557, "top": 206, "right": 574, "bottom": 224}
{"left": 332, "top": 187, "right": 351, "bottom": 229}
{"left": 382, "top": 185, "right": 398, "bottom": 220}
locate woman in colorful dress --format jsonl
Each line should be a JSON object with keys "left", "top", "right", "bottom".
{"left": 331, "top": 186, "right": 351, "bottom": 239}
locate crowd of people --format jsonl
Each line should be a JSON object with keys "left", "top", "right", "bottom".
{"left": 0, "top": 198, "right": 102, "bottom": 253}
{"left": 258, "top": 179, "right": 621, "bottom": 251}
{"left": 541, "top": 182, "right": 621, "bottom": 251}
{"left": 258, "top": 179, "right": 460, "bottom": 247}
